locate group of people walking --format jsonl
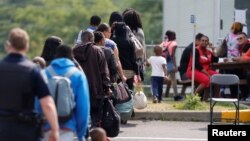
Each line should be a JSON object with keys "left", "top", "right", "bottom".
{"left": 0, "top": 8, "right": 146, "bottom": 141}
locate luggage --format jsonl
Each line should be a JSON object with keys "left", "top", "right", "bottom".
{"left": 114, "top": 87, "right": 133, "bottom": 124}
{"left": 101, "top": 97, "right": 120, "bottom": 137}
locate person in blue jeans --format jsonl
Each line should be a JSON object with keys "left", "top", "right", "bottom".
{"left": 147, "top": 45, "right": 167, "bottom": 103}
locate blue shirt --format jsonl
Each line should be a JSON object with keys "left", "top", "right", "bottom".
{"left": 36, "top": 58, "right": 90, "bottom": 141}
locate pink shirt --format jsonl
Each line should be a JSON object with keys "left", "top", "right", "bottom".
{"left": 160, "top": 40, "right": 177, "bottom": 56}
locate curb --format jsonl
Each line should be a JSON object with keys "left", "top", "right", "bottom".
{"left": 133, "top": 111, "right": 219, "bottom": 122}
{"left": 221, "top": 109, "right": 250, "bottom": 122}
{"left": 133, "top": 110, "right": 250, "bottom": 123}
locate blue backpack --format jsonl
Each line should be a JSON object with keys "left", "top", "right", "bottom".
{"left": 47, "top": 66, "right": 77, "bottom": 122}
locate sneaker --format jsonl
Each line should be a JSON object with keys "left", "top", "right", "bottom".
{"left": 174, "top": 95, "right": 183, "bottom": 101}
{"left": 153, "top": 96, "right": 158, "bottom": 103}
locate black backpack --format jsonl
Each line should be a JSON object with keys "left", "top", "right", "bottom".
{"left": 101, "top": 97, "right": 120, "bottom": 137}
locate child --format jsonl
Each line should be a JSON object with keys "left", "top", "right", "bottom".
{"left": 147, "top": 45, "right": 167, "bottom": 103}
{"left": 90, "top": 127, "right": 110, "bottom": 141}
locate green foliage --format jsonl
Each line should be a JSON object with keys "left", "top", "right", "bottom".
{"left": 0, "top": 0, "right": 163, "bottom": 59}
{"left": 177, "top": 94, "right": 205, "bottom": 110}
{"left": 130, "top": 0, "right": 163, "bottom": 44}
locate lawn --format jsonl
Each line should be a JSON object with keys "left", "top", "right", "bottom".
{"left": 134, "top": 97, "right": 249, "bottom": 112}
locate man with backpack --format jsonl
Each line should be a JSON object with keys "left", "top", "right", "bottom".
{"left": 37, "top": 44, "right": 90, "bottom": 141}
{"left": 0, "top": 28, "right": 59, "bottom": 141}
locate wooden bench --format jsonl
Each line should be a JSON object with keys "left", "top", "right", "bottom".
{"left": 164, "top": 79, "right": 192, "bottom": 97}
{"left": 240, "top": 79, "right": 247, "bottom": 85}
{"left": 164, "top": 78, "right": 247, "bottom": 98}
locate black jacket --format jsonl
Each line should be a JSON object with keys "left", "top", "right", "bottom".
{"left": 73, "top": 43, "right": 111, "bottom": 102}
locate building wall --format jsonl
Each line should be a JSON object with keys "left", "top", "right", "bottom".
{"left": 235, "top": 0, "right": 250, "bottom": 37}
{"left": 163, "top": 0, "right": 217, "bottom": 47}
{"left": 163, "top": 0, "right": 235, "bottom": 79}
{"left": 163, "top": 0, "right": 236, "bottom": 46}
{"left": 220, "top": 0, "right": 235, "bottom": 39}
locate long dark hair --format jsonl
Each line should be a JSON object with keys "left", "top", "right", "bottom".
{"left": 165, "top": 30, "right": 176, "bottom": 41}
{"left": 109, "top": 11, "right": 123, "bottom": 27}
{"left": 113, "top": 22, "right": 128, "bottom": 39}
{"left": 123, "top": 9, "right": 143, "bottom": 32}
{"left": 41, "top": 36, "right": 62, "bottom": 64}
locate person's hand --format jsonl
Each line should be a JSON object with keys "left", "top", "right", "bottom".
{"left": 137, "top": 75, "right": 141, "bottom": 83}
{"left": 134, "top": 75, "right": 141, "bottom": 84}
{"left": 105, "top": 88, "right": 113, "bottom": 96}
{"left": 207, "top": 43, "right": 213, "bottom": 49}
{"left": 223, "top": 57, "right": 229, "bottom": 62}
{"left": 232, "top": 57, "right": 239, "bottom": 62}
{"left": 49, "top": 130, "right": 59, "bottom": 141}
{"left": 121, "top": 75, "right": 127, "bottom": 83}
{"left": 164, "top": 76, "right": 170, "bottom": 83}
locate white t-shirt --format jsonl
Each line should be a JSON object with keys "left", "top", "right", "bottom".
{"left": 147, "top": 56, "right": 167, "bottom": 77}
{"left": 75, "top": 27, "right": 96, "bottom": 44}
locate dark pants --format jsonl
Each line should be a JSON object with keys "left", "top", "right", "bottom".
{"left": 225, "top": 69, "right": 249, "bottom": 99}
{"left": 151, "top": 76, "right": 164, "bottom": 101}
{"left": 0, "top": 120, "right": 40, "bottom": 141}
{"left": 90, "top": 98, "right": 104, "bottom": 128}
{"left": 180, "top": 73, "right": 189, "bottom": 81}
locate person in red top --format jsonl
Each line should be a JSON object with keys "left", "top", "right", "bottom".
{"left": 240, "top": 48, "right": 250, "bottom": 61}
{"left": 233, "top": 48, "right": 250, "bottom": 101}
{"left": 186, "top": 35, "right": 219, "bottom": 100}
{"left": 229, "top": 32, "right": 250, "bottom": 100}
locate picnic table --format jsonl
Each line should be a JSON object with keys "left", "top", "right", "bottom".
{"left": 211, "top": 61, "right": 250, "bottom": 84}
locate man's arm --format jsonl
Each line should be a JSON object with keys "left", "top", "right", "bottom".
{"left": 114, "top": 47, "right": 127, "bottom": 82}
{"left": 40, "top": 96, "right": 59, "bottom": 141}
{"left": 97, "top": 48, "right": 112, "bottom": 95}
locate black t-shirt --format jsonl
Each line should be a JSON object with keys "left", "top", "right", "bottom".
{"left": 2, "top": 53, "right": 50, "bottom": 99}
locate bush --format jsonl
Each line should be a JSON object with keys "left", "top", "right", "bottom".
{"left": 177, "top": 94, "right": 205, "bottom": 110}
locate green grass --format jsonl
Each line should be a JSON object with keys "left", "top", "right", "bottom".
{"left": 176, "top": 94, "right": 205, "bottom": 110}
{"left": 134, "top": 95, "right": 248, "bottom": 112}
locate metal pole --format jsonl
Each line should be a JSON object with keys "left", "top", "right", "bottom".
{"left": 191, "top": 15, "right": 196, "bottom": 95}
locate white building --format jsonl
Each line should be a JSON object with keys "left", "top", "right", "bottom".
{"left": 163, "top": 0, "right": 235, "bottom": 47}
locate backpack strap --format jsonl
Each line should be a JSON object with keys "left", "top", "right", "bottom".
{"left": 64, "top": 67, "right": 78, "bottom": 78}
{"left": 47, "top": 66, "right": 78, "bottom": 78}
{"left": 47, "top": 66, "right": 58, "bottom": 77}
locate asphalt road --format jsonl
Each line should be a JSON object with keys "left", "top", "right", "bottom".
{"left": 111, "top": 120, "right": 208, "bottom": 141}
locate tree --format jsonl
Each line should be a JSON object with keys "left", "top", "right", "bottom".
{"left": 130, "top": 0, "right": 163, "bottom": 44}
{"left": 0, "top": 0, "right": 119, "bottom": 58}
{"left": 0, "top": 0, "right": 163, "bottom": 58}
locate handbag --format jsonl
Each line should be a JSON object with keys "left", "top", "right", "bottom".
{"left": 112, "top": 82, "right": 131, "bottom": 104}
{"left": 133, "top": 83, "right": 147, "bottom": 109}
